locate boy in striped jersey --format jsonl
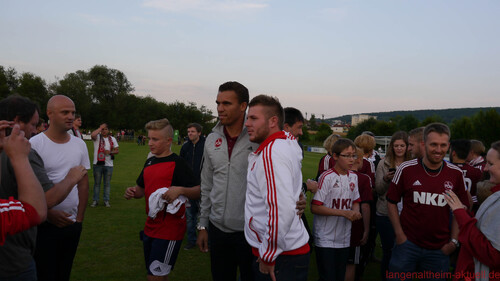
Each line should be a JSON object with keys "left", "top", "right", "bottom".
{"left": 312, "top": 138, "right": 362, "bottom": 281}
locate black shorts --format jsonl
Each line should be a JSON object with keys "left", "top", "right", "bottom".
{"left": 140, "top": 231, "right": 182, "bottom": 276}
{"left": 347, "top": 246, "right": 361, "bottom": 265}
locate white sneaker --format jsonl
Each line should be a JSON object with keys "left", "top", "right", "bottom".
{"left": 91, "top": 201, "right": 97, "bottom": 207}
{"left": 104, "top": 201, "right": 111, "bottom": 207}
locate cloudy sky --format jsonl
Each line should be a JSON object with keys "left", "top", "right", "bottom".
{"left": 1, "top": 0, "right": 499, "bottom": 118}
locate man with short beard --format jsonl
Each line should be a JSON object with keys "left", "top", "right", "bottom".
{"left": 244, "top": 95, "right": 310, "bottom": 281}
{"left": 386, "top": 123, "right": 469, "bottom": 281}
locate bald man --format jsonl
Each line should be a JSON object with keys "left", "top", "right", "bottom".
{"left": 30, "top": 95, "right": 91, "bottom": 281}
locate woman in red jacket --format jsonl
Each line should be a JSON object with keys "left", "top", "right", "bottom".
{"left": 445, "top": 140, "right": 500, "bottom": 281}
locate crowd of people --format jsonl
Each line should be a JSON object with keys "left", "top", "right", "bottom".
{"left": 1, "top": 82, "right": 499, "bottom": 281}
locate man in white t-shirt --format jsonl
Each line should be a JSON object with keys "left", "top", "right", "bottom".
{"left": 30, "top": 95, "right": 91, "bottom": 281}
{"left": 90, "top": 123, "right": 119, "bottom": 207}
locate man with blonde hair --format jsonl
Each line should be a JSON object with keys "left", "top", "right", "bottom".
{"left": 125, "top": 118, "right": 200, "bottom": 281}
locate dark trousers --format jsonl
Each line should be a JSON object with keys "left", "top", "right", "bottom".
{"left": 34, "top": 222, "right": 82, "bottom": 281}
{"left": 208, "top": 221, "right": 254, "bottom": 281}
{"left": 377, "top": 215, "right": 396, "bottom": 281}
{"left": 316, "top": 247, "right": 350, "bottom": 281}
{"left": 252, "top": 252, "right": 310, "bottom": 281}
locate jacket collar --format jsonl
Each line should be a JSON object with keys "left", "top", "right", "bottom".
{"left": 255, "top": 131, "right": 288, "bottom": 154}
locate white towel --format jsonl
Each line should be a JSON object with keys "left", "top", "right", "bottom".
{"left": 148, "top": 187, "right": 189, "bottom": 219}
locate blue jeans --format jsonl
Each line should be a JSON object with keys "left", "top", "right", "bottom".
{"left": 93, "top": 165, "right": 113, "bottom": 201}
{"left": 388, "top": 239, "right": 450, "bottom": 281}
{"left": 376, "top": 215, "right": 395, "bottom": 281}
{"left": 0, "top": 259, "right": 37, "bottom": 281}
{"left": 185, "top": 199, "right": 199, "bottom": 245}
{"left": 253, "top": 252, "right": 310, "bottom": 281}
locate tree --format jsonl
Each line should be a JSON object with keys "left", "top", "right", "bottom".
{"left": 397, "top": 115, "right": 420, "bottom": 132}
{"left": 315, "top": 123, "right": 333, "bottom": 143}
{"left": 450, "top": 116, "right": 473, "bottom": 140}
{"left": 87, "top": 65, "right": 134, "bottom": 104}
{"left": 420, "top": 115, "right": 445, "bottom": 126}
{"left": 347, "top": 118, "right": 378, "bottom": 139}
{"left": 0, "top": 66, "right": 19, "bottom": 98}
{"left": 471, "top": 109, "right": 500, "bottom": 148}
{"left": 373, "top": 120, "right": 397, "bottom": 136}
{"left": 308, "top": 114, "right": 318, "bottom": 130}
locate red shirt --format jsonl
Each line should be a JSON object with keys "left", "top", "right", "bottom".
{"left": 0, "top": 198, "right": 39, "bottom": 245}
{"left": 136, "top": 154, "right": 198, "bottom": 240}
{"left": 454, "top": 162, "right": 483, "bottom": 205}
{"left": 350, "top": 171, "right": 373, "bottom": 247}
{"left": 386, "top": 159, "right": 469, "bottom": 249}
{"left": 317, "top": 154, "right": 335, "bottom": 180}
{"left": 223, "top": 126, "right": 239, "bottom": 160}
{"left": 359, "top": 158, "right": 375, "bottom": 187}
{"left": 453, "top": 184, "right": 500, "bottom": 281}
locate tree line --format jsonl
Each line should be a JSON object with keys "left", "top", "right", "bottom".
{"left": 344, "top": 111, "right": 500, "bottom": 148}
{"left": 0, "top": 65, "right": 215, "bottom": 136}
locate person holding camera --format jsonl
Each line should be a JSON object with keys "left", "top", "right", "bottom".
{"left": 91, "top": 123, "right": 119, "bottom": 207}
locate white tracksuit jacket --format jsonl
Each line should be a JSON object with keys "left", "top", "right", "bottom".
{"left": 244, "top": 131, "right": 309, "bottom": 265}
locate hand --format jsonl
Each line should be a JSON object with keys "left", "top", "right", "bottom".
{"left": 2, "top": 124, "right": 30, "bottom": 161}
{"left": 395, "top": 233, "right": 407, "bottom": 245}
{"left": 440, "top": 242, "right": 456, "bottom": 255}
{"left": 124, "top": 187, "right": 137, "bottom": 200}
{"left": 443, "top": 190, "right": 466, "bottom": 211}
{"left": 384, "top": 171, "right": 395, "bottom": 182}
{"left": 306, "top": 179, "right": 318, "bottom": 193}
{"left": 257, "top": 258, "right": 276, "bottom": 281}
{"left": 360, "top": 231, "right": 369, "bottom": 245}
{"left": 47, "top": 209, "right": 74, "bottom": 227}
{"left": 196, "top": 229, "right": 209, "bottom": 253}
{"left": 99, "top": 124, "right": 107, "bottom": 131}
{"left": 66, "top": 165, "right": 87, "bottom": 185}
{"left": 162, "top": 186, "right": 183, "bottom": 203}
{"left": 344, "top": 210, "right": 362, "bottom": 221}
{"left": 296, "top": 192, "right": 306, "bottom": 216}
{"left": 0, "top": 120, "right": 14, "bottom": 151}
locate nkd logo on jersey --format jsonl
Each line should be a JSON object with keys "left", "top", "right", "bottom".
{"left": 332, "top": 198, "right": 353, "bottom": 209}
{"left": 413, "top": 191, "right": 446, "bottom": 207}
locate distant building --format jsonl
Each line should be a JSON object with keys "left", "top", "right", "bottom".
{"left": 351, "top": 114, "right": 377, "bottom": 126}
{"left": 331, "top": 124, "right": 345, "bottom": 133}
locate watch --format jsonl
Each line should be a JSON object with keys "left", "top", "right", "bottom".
{"left": 197, "top": 225, "right": 206, "bottom": 231}
{"left": 450, "top": 238, "right": 460, "bottom": 248}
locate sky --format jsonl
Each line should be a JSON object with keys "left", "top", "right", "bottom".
{"left": 1, "top": 0, "right": 499, "bottom": 118}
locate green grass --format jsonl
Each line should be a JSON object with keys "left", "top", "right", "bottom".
{"left": 72, "top": 141, "right": 382, "bottom": 280}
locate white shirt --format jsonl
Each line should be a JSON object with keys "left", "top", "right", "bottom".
{"left": 244, "top": 131, "right": 309, "bottom": 264}
{"left": 92, "top": 134, "right": 119, "bottom": 166}
{"left": 30, "top": 133, "right": 91, "bottom": 221}
{"left": 312, "top": 169, "right": 360, "bottom": 248}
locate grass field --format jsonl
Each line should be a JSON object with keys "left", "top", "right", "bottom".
{"left": 71, "top": 141, "right": 382, "bottom": 281}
